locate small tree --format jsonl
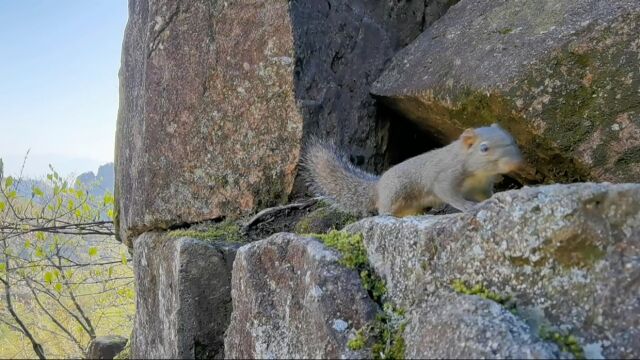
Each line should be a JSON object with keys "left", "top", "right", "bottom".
{"left": 0, "top": 159, "right": 134, "bottom": 359}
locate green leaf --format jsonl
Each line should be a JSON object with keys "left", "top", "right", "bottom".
{"left": 24, "top": 240, "right": 31, "bottom": 249}
{"left": 0, "top": 263, "right": 6, "bottom": 272}
{"left": 88, "top": 247, "right": 98, "bottom": 257}
{"left": 107, "top": 209, "right": 115, "bottom": 219}
{"left": 7, "top": 191, "right": 16, "bottom": 199}
{"left": 32, "top": 187, "right": 44, "bottom": 197}
{"left": 5, "top": 176, "right": 14, "bottom": 188}
{"left": 67, "top": 199, "right": 75, "bottom": 210}
{"left": 54, "top": 283, "right": 63, "bottom": 293}
{"left": 35, "top": 246, "right": 45, "bottom": 258}
{"left": 0, "top": 201, "right": 5, "bottom": 212}
{"left": 103, "top": 193, "right": 115, "bottom": 205}
{"left": 35, "top": 232, "right": 45, "bottom": 241}
{"left": 121, "top": 253, "right": 128, "bottom": 265}
{"left": 44, "top": 272, "right": 53, "bottom": 284}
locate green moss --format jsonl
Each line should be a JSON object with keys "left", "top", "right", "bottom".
{"left": 405, "top": 12, "right": 640, "bottom": 184}
{"left": 360, "top": 269, "right": 387, "bottom": 302}
{"left": 497, "top": 27, "right": 513, "bottom": 35}
{"left": 539, "top": 326, "right": 585, "bottom": 359}
{"left": 347, "top": 329, "right": 366, "bottom": 351}
{"left": 310, "top": 230, "right": 386, "bottom": 302}
{"left": 294, "top": 207, "right": 358, "bottom": 234}
{"left": 168, "top": 220, "right": 245, "bottom": 243}
{"left": 452, "top": 280, "right": 516, "bottom": 312}
{"left": 311, "top": 230, "right": 368, "bottom": 269}
{"left": 521, "top": 13, "right": 640, "bottom": 180}
{"left": 358, "top": 303, "right": 407, "bottom": 360}
{"left": 311, "top": 231, "right": 404, "bottom": 358}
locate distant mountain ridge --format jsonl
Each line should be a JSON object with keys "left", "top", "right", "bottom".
{"left": 76, "top": 163, "right": 115, "bottom": 197}
{"left": 12, "top": 163, "right": 115, "bottom": 200}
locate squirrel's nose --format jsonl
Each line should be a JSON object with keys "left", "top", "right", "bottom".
{"left": 499, "top": 154, "right": 524, "bottom": 173}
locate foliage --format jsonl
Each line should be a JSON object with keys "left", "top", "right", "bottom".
{"left": 451, "top": 279, "right": 516, "bottom": 312}
{"left": 311, "top": 230, "right": 404, "bottom": 359}
{"left": 347, "top": 329, "right": 366, "bottom": 351}
{"left": 539, "top": 326, "right": 585, "bottom": 359}
{"left": 370, "top": 303, "right": 407, "bottom": 360}
{"left": 351, "top": 303, "right": 407, "bottom": 359}
{"left": 0, "top": 159, "right": 134, "bottom": 359}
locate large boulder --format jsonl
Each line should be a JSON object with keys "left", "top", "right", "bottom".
{"left": 347, "top": 183, "right": 640, "bottom": 358}
{"left": 115, "top": 0, "right": 303, "bottom": 245}
{"left": 115, "top": 0, "right": 459, "bottom": 246}
{"left": 289, "top": 0, "right": 457, "bottom": 174}
{"left": 405, "top": 292, "right": 559, "bottom": 359}
{"left": 224, "top": 233, "right": 377, "bottom": 359}
{"left": 372, "top": 0, "right": 640, "bottom": 184}
{"left": 87, "top": 336, "right": 128, "bottom": 360}
{"left": 131, "top": 233, "right": 239, "bottom": 359}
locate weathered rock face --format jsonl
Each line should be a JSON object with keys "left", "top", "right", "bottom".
{"left": 405, "top": 292, "right": 559, "bottom": 359}
{"left": 115, "top": 0, "right": 460, "bottom": 246}
{"left": 224, "top": 233, "right": 376, "bottom": 359}
{"left": 347, "top": 183, "right": 640, "bottom": 358}
{"left": 289, "top": 0, "right": 457, "bottom": 173}
{"left": 372, "top": 0, "right": 640, "bottom": 184}
{"left": 87, "top": 335, "right": 128, "bottom": 360}
{"left": 115, "top": 0, "right": 303, "bottom": 245}
{"left": 131, "top": 233, "right": 239, "bottom": 359}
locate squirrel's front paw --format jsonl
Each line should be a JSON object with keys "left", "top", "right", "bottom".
{"left": 461, "top": 201, "right": 480, "bottom": 213}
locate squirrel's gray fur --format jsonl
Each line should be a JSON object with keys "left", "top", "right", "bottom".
{"left": 303, "top": 124, "right": 523, "bottom": 216}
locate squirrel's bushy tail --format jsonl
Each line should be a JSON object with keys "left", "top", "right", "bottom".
{"left": 302, "top": 138, "right": 378, "bottom": 215}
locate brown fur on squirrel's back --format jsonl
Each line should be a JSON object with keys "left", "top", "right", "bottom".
{"left": 302, "top": 138, "right": 378, "bottom": 216}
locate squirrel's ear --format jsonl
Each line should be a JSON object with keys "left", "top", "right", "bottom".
{"left": 460, "top": 128, "right": 476, "bottom": 149}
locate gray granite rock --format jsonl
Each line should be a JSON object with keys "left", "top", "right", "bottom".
{"left": 347, "top": 183, "right": 640, "bottom": 358}
{"left": 131, "top": 232, "right": 239, "bottom": 359}
{"left": 87, "top": 336, "right": 128, "bottom": 360}
{"left": 115, "top": 0, "right": 304, "bottom": 245}
{"left": 405, "top": 291, "right": 559, "bottom": 359}
{"left": 115, "top": 0, "right": 460, "bottom": 246}
{"left": 372, "top": 0, "right": 640, "bottom": 184}
{"left": 224, "top": 233, "right": 377, "bottom": 359}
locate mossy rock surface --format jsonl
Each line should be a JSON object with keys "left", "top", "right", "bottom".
{"left": 169, "top": 220, "right": 246, "bottom": 244}
{"left": 346, "top": 183, "right": 640, "bottom": 359}
{"left": 373, "top": 0, "right": 640, "bottom": 184}
{"left": 224, "top": 233, "right": 376, "bottom": 359}
{"left": 294, "top": 207, "right": 358, "bottom": 234}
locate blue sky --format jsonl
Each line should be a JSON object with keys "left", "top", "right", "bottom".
{"left": 0, "top": 1, "right": 128, "bottom": 177}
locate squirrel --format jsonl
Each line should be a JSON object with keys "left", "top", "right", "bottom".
{"left": 303, "top": 124, "right": 524, "bottom": 216}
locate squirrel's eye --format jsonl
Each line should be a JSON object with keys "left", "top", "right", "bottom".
{"left": 480, "top": 143, "right": 489, "bottom": 153}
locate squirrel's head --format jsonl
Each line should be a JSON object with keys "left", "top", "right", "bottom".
{"left": 459, "top": 123, "right": 524, "bottom": 175}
